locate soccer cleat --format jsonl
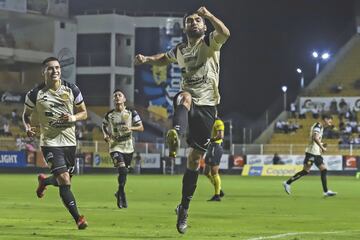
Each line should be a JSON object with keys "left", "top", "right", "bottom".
{"left": 166, "top": 129, "right": 180, "bottom": 158}
{"left": 175, "top": 204, "right": 188, "bottom": 234}
{"left": 115, "top": 191, "right": 128, "bottom": 208}
{"left": 207, "top": 195, "right": 221, "bottom": 202}
{"left": 283, "top": 181, "right": 291, "bottom": 195}
{"left": 219, "top": 190, "right": 225, "bottom": 198}
{"left": 323, "top": 190, "right": 337, "bottom": 197}
{"left": 77, "top": 215, "right": 88, "bottom": 230}
{"left": 36, "top": 174, "right": 47, "bottom": 198}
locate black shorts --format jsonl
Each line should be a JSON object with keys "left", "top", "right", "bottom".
{"left": 303, "top": 152, "right": 324, "bottom": 167}
{"left": 41, "top": 146, "right": 76, "bottom": 175}
{"left": 173, "top": 92, "right": 216, "bottom": 152}
{"left": 110, "top": 151, "right": 133, "bottom": 168}
{"left": 205, "top": 143, "right": 223, "bottom": 166}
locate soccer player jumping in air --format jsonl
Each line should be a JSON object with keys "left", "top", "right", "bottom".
{"left": 135, "top": 6, "right": 230, "bottom": 234}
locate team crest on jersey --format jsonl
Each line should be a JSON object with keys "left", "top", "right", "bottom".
{"left": 60, "top": 92, "right": 70, "bottom": 101}
{"left": 122, "top": 112, "right": 130, "bottom": 121}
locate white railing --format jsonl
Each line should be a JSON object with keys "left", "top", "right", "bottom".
{"left": 1, "top": 139, "right": 358, "bottom": 156}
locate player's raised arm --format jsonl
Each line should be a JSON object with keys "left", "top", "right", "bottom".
{"left": 196, "top": 6, "right": 230, "bottom": 44}
{"left": 134, "top": 53, "right": 171, "bottom": 66}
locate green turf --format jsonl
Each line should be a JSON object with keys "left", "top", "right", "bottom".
{"left": 0, "top": 174, "right": 360, "bottom": 240}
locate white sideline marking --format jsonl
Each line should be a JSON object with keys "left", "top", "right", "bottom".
{"left": 247, "top": 230, "right": 360, "bottom": 240}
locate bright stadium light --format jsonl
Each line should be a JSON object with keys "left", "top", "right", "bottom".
{"left": 312, "top": 51, "right": 319, "bottom": 58}
{"left": 296, "top": 68, "right": 304, "bottom": 88}
{"left": 312, "top": 50, "right": 331, "bottom": 75}
{"left": 322, "top": 52, "right": 330, "bottom": 60}
{"left": 281, "top": 86, "right": 287, "bottom": 112}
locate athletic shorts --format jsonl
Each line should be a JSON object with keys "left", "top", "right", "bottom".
{"left": 205, "top": 143, "right": 223, "bottom": 166}
{"left": 173, "top": 92, "right": 216, "bottom": 152}
{"left": 41, "top": 146, "right": 76, "bottom": 175}
{"left": 303, "top": 152, "right": 324, "bottom": 167}
{"left": 110, "top": 151, "right": 133, "bottom": 168}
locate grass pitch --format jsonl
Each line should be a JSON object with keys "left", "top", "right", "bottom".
{"left": 0, "top": 174, "right": 359, "bottom": 240}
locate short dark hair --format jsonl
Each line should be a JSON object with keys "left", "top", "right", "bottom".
{"left": 322, "top": 114, "right": 333, "bottom": 120}
{"left": 42, "top": 57, "right": 59, "bottom": 67}
{"left": 183, "top": 12, "right": 205, "bottom": 26}
{"left": 113, "top": 89, "right": 123, "bottom": 94}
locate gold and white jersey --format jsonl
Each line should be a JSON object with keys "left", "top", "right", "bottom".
{"left": 305, "top": 122, "right": 323, "bottom": 156}
{"left": 165, "top": 31, "right": 225, "bottom": 106}
{"left": 24, "top": 81, "right": 84, "bottom": 147}
{"left": 102, "top": 108, "right": 142, "bottom": 154}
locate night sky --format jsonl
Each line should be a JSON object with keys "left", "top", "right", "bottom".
{"left": 70, "top": 0, "right": 356, "bottom": 120}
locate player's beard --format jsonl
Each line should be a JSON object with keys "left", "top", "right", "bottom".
{"left": 186, "top": 28, "right": 205, "bottom": 39}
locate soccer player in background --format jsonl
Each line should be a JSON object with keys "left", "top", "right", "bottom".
{"left": 204, "top": 117, "right": 225, "bottom": 201}
{"left": 22, "top": 57, "right": 88, "bottom": 229}
{"left": 283, "top": 114, "right": 337, "bottom": 197}
{"left": 135, "top": 6, "right": 230, "bottom": 234}
{"left": 102, "top": 89, "right": 144, "bottom": 209}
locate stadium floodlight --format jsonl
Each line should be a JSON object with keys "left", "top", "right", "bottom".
{"left": 281, "top": 86, "right": 287, "bottom": 112}
{"left": 321, "top": 52, "right": 330, "bottom": 60}
{"left": 312, "top": 51, "right": 319, "bottom": 58}
{"left": 296, "top": 68, "right": 304, "bottom": 88}
{"left": 312, "top": 50, "right": 331, "bottom": 75}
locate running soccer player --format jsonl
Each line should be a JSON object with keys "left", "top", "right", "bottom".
{"left": 283, "top": 114, "right": 337, "bottom": 197}
{"left": 102, "top": 89, "right": 144, "bottom": 209}
{"left": 204, "top": 117, "right": 225, "bottom": 201}
{"left": 135, "top": 6, "right": 230, "bottom": 234}
{"left": 23, "top": 57, "right": 88, "bottom": 229}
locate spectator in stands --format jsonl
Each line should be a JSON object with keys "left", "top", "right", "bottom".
{"left": 273, "top": 153, "right": 284, "bottom": 165}
{"left": 11, "top": 109, "right": 19, "bottom": 125}
{"left": 15, "top": 134, "right": 24, "bottom": 150}
{"left": 299, "top": 107, "right": 306, "bottom": 119}
{"left": 311, "top": 107, "right": 320, "bottom": 119}
{"left": 290, "top": 102, "right": 297, "bottom": 118}
{"left": 349, "top": 120, "right": 357, "bottom": 133}
{"left": 344, "top": 123, "right": 352, "bottom": 135}
{"left": 275, "top": 121, "right": 283, "bottom": 132}
{"left": 339, "top": 98, "right": 349, "bottom": 119}
{"left": 3, "top": 121, "right": 11, "bottom": 136}
{"left": 329, "top": 99, "right": 338, "bottom": 114}
{"left": 330, "top": 84, "right": 343, "bottom": 93}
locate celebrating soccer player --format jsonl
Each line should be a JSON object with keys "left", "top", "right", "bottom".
{"left": 135, "top": 6, "right": 230, "bottom": 234}
{"left": 102, "top": 89, "right": 144, "bottom": 209}
{"left": 23, "top": 57, "right": 88, "bottom": 229}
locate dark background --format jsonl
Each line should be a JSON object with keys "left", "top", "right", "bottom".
{"left": 70, "top": 0, "right": 356, "bottom": 120}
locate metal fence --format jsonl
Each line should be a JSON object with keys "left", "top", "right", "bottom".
{"left": 2, "top": 139, "right": 359, "bottom": 157}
